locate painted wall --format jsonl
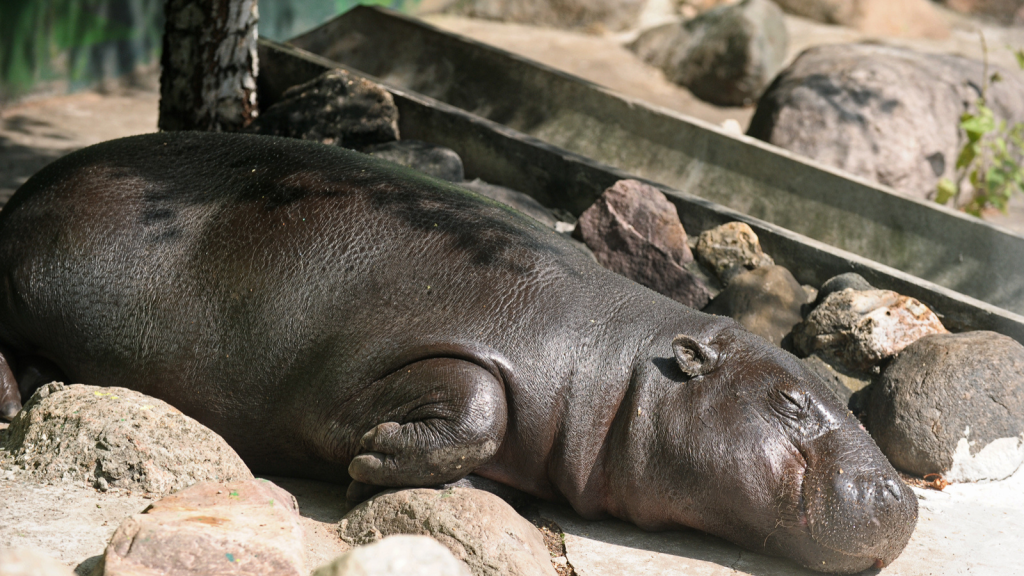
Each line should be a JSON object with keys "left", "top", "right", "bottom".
{"left": 0, "top": 0, "right": 420, "bottom": 102}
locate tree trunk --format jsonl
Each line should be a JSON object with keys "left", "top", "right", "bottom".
{"left": 159, "top": 0, "right": 258, "bottom": 132}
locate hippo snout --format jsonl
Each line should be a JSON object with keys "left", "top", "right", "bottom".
{"left": 803, "top": 429, "right": 917, "bottom": 569}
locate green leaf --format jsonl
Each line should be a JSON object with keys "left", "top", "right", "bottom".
{"left": 936, "top": 178, "right": 957, "bottom": 205}
{"left": 962, "top": 107, "right": 996, "bottom": 138}
{"left": 991, "top": 72, "right": 1003, "bottom": 84}
{"left": 1016, "top": 48, "right": 1024, "bottom": 70}
{"left": 956, "top": 143, "right": 977, "bottom": 170}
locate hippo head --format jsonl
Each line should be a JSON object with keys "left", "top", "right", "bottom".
{"left": 607, "top": 322, "right": 917, "bottom": 573}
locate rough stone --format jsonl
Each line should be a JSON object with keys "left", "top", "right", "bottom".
{"left": 703, "top": 265, "right": 807, "bottom": 346}
{"left": 362, "top": 140, "right": 465, "bottom": 183}
{"left": 575, "top": 179, "right": 710, "bottom": 309}
{"left": 692, "top": 221, "right": 774, "bottom": 284}
{"left": 448, "top": 0, "right": 648, "bottom": 31}
{"left": 101, "top": 479, "right": 306, "bottom": 576}
{"left": 5, "top": 382, "right": 252, "bottom": 495}
{"left": 311, "top": 535, "right": 472, "bottom": 576}
{"left": 867, "top": 331, "right": 1024, "bottom": 482}
{"left": 772, "top": 0, "right": 949, "bottom": 38}
{"left": 245, "top": 69, "right": 399, "bottom": 149}
{"left": 339, "top": 487, "right": 557, "bottom": 576}
{"left": 748, "top": 43, "right": 1024, "bottom": 201}
{"left": 630, "top": 0, "right": 789, "bottom": 106}
{"left": 814, "top": 272, "right": 874, "bottom": 306}
{"left": 0, "top": 547, "right": 76, "bottom": 576}
{"left": 792, "top": 289, "right": 948, "bottom": 373}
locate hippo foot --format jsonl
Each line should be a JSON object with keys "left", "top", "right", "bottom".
{"left": 0, "top": 353, "right": 66, "bottom": 421}
{"left": 0, "top": 346, "right": 20, "bottom": 421}
{"left": 347, "top": 358, "right": 508, "bottom": 489}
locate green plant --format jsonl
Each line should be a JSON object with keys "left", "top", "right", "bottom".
{"left": 935, "top": 35, "right": 1024, "bottom": 217}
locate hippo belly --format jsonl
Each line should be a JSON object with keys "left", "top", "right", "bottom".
{"left": 0, "top": 132, "right": 916, "bottom": 573}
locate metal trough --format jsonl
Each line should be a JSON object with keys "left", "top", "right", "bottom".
{"left": 284, "top": 6, "right": 1024, "bottom": 317}
{"left": 257, "top": 36, "right": 1024, "bottom": 343}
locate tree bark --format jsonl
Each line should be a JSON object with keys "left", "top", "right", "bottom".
{"left": 159, "top": 0, "right": 259, "bottom": 132}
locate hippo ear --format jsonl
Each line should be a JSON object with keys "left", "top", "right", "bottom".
{"left": 672, "top": 335, "right": 719, "bottom": 377}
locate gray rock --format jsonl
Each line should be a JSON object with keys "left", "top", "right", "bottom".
{"left": 703, "top": 265, "right": 807, "bottom": 346}
{"left": 363, "top": 140, "right": 465, "bottom": 183}
{"left": 449, "top": 0, "right": 648, "bottom": 31}
{"left": 748, "top": 43, "right": 1024, "bottom": 200}
{"left": 246, "top": 69, "right": 399, "bottom": 149}
{"left": 575, "top": 179, "right": 710, "bottom": 309}
{"left": 692, "top": 222, "right": 774, "bottom": 284}
{"left": 793, "top": 289, "right": 947, "bottom": 373}
{"left": 0, "top": 547, "right": 76, "bottom": 576}
{"left": 101, "top": 479, "right": 306, "bottom": 576}
{"left": 312, "top": 535, "right": 472, "bottom": 576}
{"left": 460, "top": 179, "right": 560, "bottom": 228}
{"left": 339, "top": 487, "right": 557, "bottom": 576}
{"left": 5, "top": 382, "right": 252, "bottom": 494}
{"left": 815, "top": 272, "right": 873, "bottom": 306}
{"left": 867, "top": 331, "right": 1024, "bottom": 482}
{"left": 630, "top": 0, "right": 789, "bottom": 106}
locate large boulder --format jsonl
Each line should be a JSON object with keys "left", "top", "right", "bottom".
{"left": 792, "top": 289, "right": 947, "bottom": 373}
{"left": 448, "top": 0, "right": 648, "bottom": 31}
{"left": 312, "top": 535, "right": 472, "bottom": 576}
{"left": 339, "top": 487, "right": 557, "bottom": 576}
{"left": 101, "top": 479, "right": 306, "bottom": 575}
{"left": 867, "top": 331, "right": 1024, "bottom": 482}
{"left": 630, "top": 0, "right": 789, "bottom": 106}
{"left": 575, "top": 179, "right": 710, "bottom": 309}
{"left": 772, "top": 0, "right": 949, "bottom": 38}
{"left": 246, "top": 69, "right": 399, "bottom": 149}
{"left": 5, "top": 382, "right": 252, "bottom": 494}
{"left": 703, "top": 265, "right": 808, "bottom": 346}
{"left": 748, "top": 43, "right": 1024, "bottom": 200}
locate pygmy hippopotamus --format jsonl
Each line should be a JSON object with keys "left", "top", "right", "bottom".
{"left": 0, "top": 132, "right": 916, "bottom": 573}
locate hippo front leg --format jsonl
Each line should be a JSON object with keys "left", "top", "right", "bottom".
{"left": 348, "top": 358, "right": 508, "bottom": 495}
{"left": 0, "top": 345, "right": 22, "bottom": 420}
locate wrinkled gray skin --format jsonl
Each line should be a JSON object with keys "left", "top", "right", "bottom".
{"left": 0, "top": 133, "right": 916, "bottom": 573}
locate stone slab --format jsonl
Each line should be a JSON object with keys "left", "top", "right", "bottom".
{"left": 539, "top": 464, "right": 1024, "bottom": 575}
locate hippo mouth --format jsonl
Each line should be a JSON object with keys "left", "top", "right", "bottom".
{"left": 789, "top": 434, "right": 918, "bottom": 573}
